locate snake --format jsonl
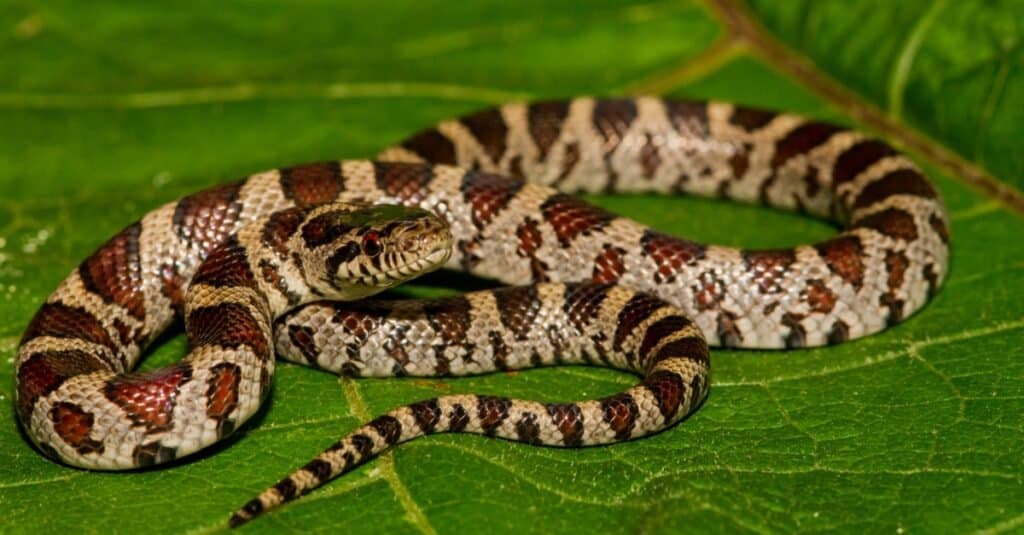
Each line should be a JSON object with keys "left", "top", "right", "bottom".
{"left": 14, "top": 97, "right": 949, "bottom": 527}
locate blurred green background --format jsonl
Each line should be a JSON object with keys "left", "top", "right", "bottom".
{"left": 1, "top": 1, "right": 1022, "bottom": 533}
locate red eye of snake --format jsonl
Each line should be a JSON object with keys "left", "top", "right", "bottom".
{"left": 361, "top": 232, "right": 381, "bottom": 257}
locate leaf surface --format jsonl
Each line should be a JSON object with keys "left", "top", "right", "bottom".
{"left": 1, "top": 1, "right": 1021, "bottom": 533}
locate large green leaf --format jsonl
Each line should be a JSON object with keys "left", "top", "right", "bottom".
{"left": 744, "top": 0, "right": 1024, "bottom": 195}
{"left": 1, "top": 1, "right": 1021, "bottom": 533}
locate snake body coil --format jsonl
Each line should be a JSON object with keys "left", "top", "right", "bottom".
{"left": 14, "top": 98, "right": 949, "bottom": 526}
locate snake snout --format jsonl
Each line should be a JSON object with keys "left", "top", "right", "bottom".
{"left": 397, "top": 213, "right": 453, "bottom": 268}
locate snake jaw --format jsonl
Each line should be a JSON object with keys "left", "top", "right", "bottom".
{"left": 360, "top": 233, "right": 451, "bottom": 288}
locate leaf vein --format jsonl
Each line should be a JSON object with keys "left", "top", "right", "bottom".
{"left": 340, "top": 378, "right": 437, "bottom": 535}
{"left": 717, "top": 319, "right": 1024, "bottom": 387}
{"left": 404, "top": 441, "right": 645, "bottom": 507}
{"left": 886, "top": 0, "right": 949, "bottom": 118}
{"left": 0, "top": 471, "right": 84, "bottom": 489}
{"left": 0, "top": 82, "right": 534, "bottom": 111}
{"left": 975, "top": 511, "right": 1024, "bottom": 535}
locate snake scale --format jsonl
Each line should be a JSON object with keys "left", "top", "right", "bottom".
{"left": 14, "top": 97, "right": 949, "bottom": 526}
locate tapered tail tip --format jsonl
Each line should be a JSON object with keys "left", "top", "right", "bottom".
{"left": 228, "top": 499, "right": 264, "bottom": 528}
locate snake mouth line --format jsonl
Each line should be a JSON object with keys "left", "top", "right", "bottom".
{"left": 362, "top": 244, "right": 452, "bottom": 287}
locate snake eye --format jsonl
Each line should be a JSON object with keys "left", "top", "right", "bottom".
{"left": 361, "top": 232, "right": 381, "bottom": 257}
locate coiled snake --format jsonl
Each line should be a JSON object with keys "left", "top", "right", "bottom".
{"left": 14, "top": 97, "right": 949, "bottom": 526}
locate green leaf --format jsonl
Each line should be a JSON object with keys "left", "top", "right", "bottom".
{"left": 744, "top": 0, "right": 1024, "bottom": 195}
{"left": 1, "top": 1, "right": 1022, "bottom": 533}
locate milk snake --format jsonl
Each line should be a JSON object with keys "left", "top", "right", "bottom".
{"left": 14, "top": 97, "right": 950, "bottom": 526}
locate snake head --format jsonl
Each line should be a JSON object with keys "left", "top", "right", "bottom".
{"left": 296, "top": 203, "right": 452, "bottom": 299}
